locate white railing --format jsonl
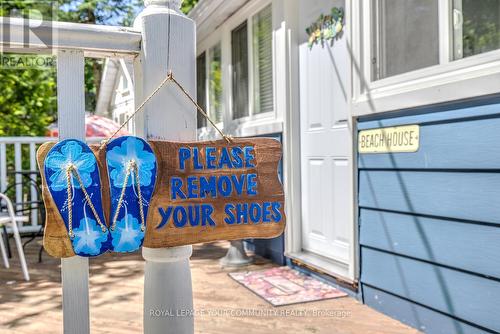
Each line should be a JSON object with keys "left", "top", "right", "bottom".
{"left": 0, "top": 137, "right": 47, "bottom": 233}
{"left": 1, "top": 12, "right": 142, "bottom": 334}
{"left": 0, "top": 1, "right": 196, "bottom": 334}
{"left": 0, "top": 137, "right": 103, "bottom": 233}
{"left": 0, "top": 17, "right": 141, "bottom": 58}
{"left": 0, "top": 16, "right": 141, "bottom": 233}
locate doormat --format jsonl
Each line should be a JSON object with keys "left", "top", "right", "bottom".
{"left": 229, "top": 266, "right": 347, "bottom": 306}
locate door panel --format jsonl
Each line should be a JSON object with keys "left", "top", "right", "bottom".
{"left": 299, "top": 0, "right": 353, "bottom": 274}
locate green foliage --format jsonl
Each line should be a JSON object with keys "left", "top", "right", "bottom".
{"left": 181, "top": 0, "right": 199, "bottom": 15}
{"left": 0, "top": 6, "right": 58, "bottom": 188}
{"left": 461, "top": 0, "right": 500, "bottom": 58}
{"left": 57, "top": 0, "right": 141, "bottom": 26}
{"left": 0, "top": 61, "right": 57, "bottom": 136}
{"left": 0, "top": 58, "right": 57, "bottom": 189}
{"left": 463, "top": 20, "right": 500, "bottom": 57}
{"left": 0, "top": 0, "right": 55, "bottom": 18}
{"left": 209, "top": 49, "right": 223, "bottom": 123}
{"left": 0, "top": 0, "right": 197, "bottom": 139}
{"left": 57, "top": 0, "right": 141, "bottom": 111}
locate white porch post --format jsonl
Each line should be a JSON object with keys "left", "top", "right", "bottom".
{"left": 57, "top": 50, "right": 90, "bottom": 334}
{"left": 134, "top": 1, "right": 196, "bottom": 333}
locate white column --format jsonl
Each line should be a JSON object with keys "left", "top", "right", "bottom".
{"left": 134, "top": 1, "right": 195, "bottom": 333}
{"left": 57, "top": 50, "right": 90, "bottom": 334}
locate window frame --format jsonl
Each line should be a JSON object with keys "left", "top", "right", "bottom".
{"left": 231, "top": 20, "right": 250, "bottom": 121}
{"left": 370, "top": 0, "right": 441, "bottom": 81}
{"left": 196, "top": 51, "right": 208, "bottom": 129}
{"left": 228, "top": 1, "right": 275, "bottom": 123}
{"left": 365, "top": 0, "right": 450, "bottom": 86}
{"left": 196, "top": 41, "right": 223, "bottom": 128}
{"left": 251, "top": 3, "right": 274, "bottom": 116}
{"left": 196, "top": 0, "right": 276, "bottom": 137}
{"left": 352, "top": 0, "right": 500, "bottom": 117}
{"left": 206, "top": 42, "right": 224, "bottom": 125}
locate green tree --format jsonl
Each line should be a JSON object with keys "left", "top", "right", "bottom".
{"left": 0, "top": 1, "right": 58, "bottom": 138}
{"left": 55, "top": 0, "right": 197, "bottom": 110}
{"left": 57, "top": 0, "right": 141, "bottom": 111}
{"left": 57, "top": 0, "right": 140, "bottom": 25}
{"left": 0, "top": 0, "right": 138, "bottom": 140}
{"left": 181, "top": 0, "right": 199, "bottom": 14}
{"left": 0, "top": 67, "right": 57, "bottom": 137}
{"left": 0, "top": 60, "right": 57, "bottom": 186}
{"left": 0, "top": 0, "right": 197, "bottom": 139}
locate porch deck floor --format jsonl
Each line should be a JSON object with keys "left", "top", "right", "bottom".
{"left": 0, "top": 239, "right": 419, "bottom": 334}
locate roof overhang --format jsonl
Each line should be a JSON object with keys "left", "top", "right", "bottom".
{"left": 189, "top": 0, "right": 250, "bottom": 42}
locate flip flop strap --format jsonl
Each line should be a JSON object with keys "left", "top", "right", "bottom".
{"left": 110, "top": 160, "right": 146, "bottom": 232}
{"left": 134, "top": 163, "right": 146, "bottom": 233}
{"left": 65, "top": 165, "right": 107, "bottom": 239}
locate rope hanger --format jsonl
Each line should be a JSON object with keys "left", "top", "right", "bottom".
{"left": 99, "top": 5, "right": 231, "bottom": 151}
{"left": 98, "top": 70, "right": 232, "bottom": 151}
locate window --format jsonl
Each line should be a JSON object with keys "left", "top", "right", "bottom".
{"left": 371, "top": 0, "right": 439, "bottom": 80}
{"left": 453, "top": 0, "right": 500, "bottom": 59}
{"left": 208, "top": 43, "right": 223, "bottom": 123}
{"left": 196, "top": 52, "right": 207, "bottom": 128}
{"left": 252, "top": 4, "right": 273, "bottom": 114}
{"left": 195, "top": 3, "right": 274, "bottom": 129}
{"left": 122, "top": 75, "right": 129, "bottom": 90}
{"left": 356, "top": 0, "right": 500, "bottom": 116}
{"left": 231, "top": 4, "right": 274, "bottom": 120}
{"left": 196, "top": 44, "right": 224, "bottom": 129}
{"left": 232, "top": 21, "right": 249, "bottom": 119}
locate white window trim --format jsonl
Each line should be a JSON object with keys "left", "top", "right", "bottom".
{"left": 196, "top": 0, "right": 280, "bottom": 139}
{"left": 352, "top": 0, "right": 500, "bottom": 117}
{"left": 116, "top": 59, "right": 134, "bottom": 98}
{"left": 206, "top": 43, "right": 224, "bottom": 126}
{"left": 226, "top": 0, "right": 275, "bottom": 121}
{"left": 196, "top": 39, "right": 223, "bottom": 136}
{"left": 195, "top": 50, "right": 208, "bottom": 131}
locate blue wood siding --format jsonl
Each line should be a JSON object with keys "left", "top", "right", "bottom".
{"left": 362, "top": 248, "right": 500, "bottom": 332}
{"left": 363, "top": 286, "right": 488, "bottom": 334}
{"left": 359, "top": 171, "right": 500, "bottom": 224}
{"left": 360, "top": 114, "right": 500, "bottom": 169}
{"left": 358, "top": 104, "right": 500, "bottom": 334}
{"left": 244, "top": 133, "right": 285, "bottom": 264}
{"left": 360, "top": 209, "right": 500, "bottom": 279}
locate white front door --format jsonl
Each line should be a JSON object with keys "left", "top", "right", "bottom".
{"left": 298, "top": 0, "right": 354, "bottom": 280}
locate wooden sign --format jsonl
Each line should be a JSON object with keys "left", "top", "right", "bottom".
{"left": 144, "top": 138, "right": 285, "bottom": 248}
{"left": 37, "top": 138, "right": 285, "bottom": 258}
{"left": 358, "top": 125, "right": 420, "bottom": 154}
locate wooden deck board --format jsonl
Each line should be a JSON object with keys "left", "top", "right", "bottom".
{"left": 0, "top": 238, "right": 419, "bottom": 334}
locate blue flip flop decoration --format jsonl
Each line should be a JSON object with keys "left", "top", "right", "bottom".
{"left": 106, "top": 136, "right": 157, "bottom": 253}
{"left": 44, "top": 139, "right": 111, "bottom": 257}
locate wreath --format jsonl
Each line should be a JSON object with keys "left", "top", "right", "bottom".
{"left": 306, "top": 7, "right": 344, "bottom": 49}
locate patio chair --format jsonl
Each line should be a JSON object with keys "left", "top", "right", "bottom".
{"left": 0, "top": 193, "right": 30, "bottom": 281}
{"left": 3, "top": 170, "right": 46, "bottom": 263}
